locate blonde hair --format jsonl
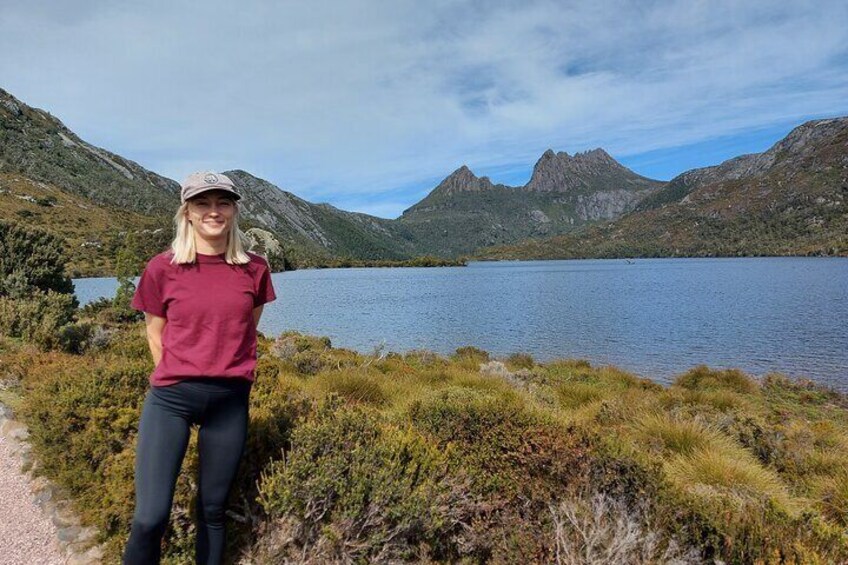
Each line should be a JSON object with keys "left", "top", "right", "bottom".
{"left": 169, "top": 198, "right": 251, "bottom": 265}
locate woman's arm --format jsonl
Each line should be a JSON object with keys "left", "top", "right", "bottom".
{"left": 143, "top": 312, "right": 167, "bottom": 367}
{"left": 253, "top": 305, "right": 264, "bottom": 329}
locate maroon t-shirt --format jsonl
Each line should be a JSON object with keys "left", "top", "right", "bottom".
{"left": 131, "top": 250, "right": 277, "bottom": 386}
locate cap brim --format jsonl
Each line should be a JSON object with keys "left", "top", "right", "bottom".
{"left": 184, "top": 186, "right": 242, "bottom": 201}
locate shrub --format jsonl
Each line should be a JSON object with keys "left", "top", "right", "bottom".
{"left": 815, "top": 473, "right": 848, "bottom": 526}
{"left": 506, "top": 352, "right": 535, "bottom": 370}
{"left": 452, "top": 345, "right": 490, "bottom": 366}
{"left": 408, "top": 387, "right": 590, "bottom": 499}
{"left": 403, "top": 349, "right": 446, "bottom": 369}
{"left": 255, "top": 396, "right": 463, "bottom": 563}
{"left": 270, "top": 331, "right": 331, "bottom": 358}
{"left": 555, "top": 382, "right": 607, "bottom": 409}
{"left": 270, "top": 332, "right": 333, "bottom": 375}
{"left": 17, "top": 342, "right": 152, "bottom": 559}
{"left": 0, "top": 290, "right": 78, "bottom": 350}
{"left": 0, "top": 220, "right": 75, "bottom": 298}
{"left": 666, "top": 447, "right": 795, "bottom": 515}
{"left": 452, "top": 345, "right": 489, "bottom": 364}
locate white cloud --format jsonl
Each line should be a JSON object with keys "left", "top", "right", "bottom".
{"left": 1, "top": 0, "right": 846, "bottom": 218}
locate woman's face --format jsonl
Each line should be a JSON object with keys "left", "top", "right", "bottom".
{"left": 185, "top": 190, "right": 236, "bottom": 242}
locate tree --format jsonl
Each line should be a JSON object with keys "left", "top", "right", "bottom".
{"left": 0, "top": 220, "right": 76, "bottom": 299}
{"left": 0, "top": 220, "right": 80, "bottom": 350}
{"left": 112, "top": 231, "right": 143, "bottom": 321}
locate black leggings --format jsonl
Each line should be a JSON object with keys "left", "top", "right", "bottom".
{"left": 123, "top": 377, "right": 252, "bottom": 565}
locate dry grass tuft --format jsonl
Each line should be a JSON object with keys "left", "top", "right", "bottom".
{"left": 548, "top": 492, "right": 699, "bottom": 565}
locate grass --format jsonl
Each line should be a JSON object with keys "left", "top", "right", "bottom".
{"left": 665, "top": 447, "right": 796, "bottom": 514}
{"left": 633, "top": 413, "right": 734, "bottom": 457}
{"left": 5, "top": 325, "right": 848, "bottom": 563}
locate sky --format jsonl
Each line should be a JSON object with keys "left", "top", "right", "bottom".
{"left": 1, "top": 1, "right": 847, "bottom": 219}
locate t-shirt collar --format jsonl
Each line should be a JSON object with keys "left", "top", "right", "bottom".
{"left": 195, "top": 251, "right": 227, "bottom": 263}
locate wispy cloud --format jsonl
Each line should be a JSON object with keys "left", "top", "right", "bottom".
{"left": 2, "top": 0, "right": 846, "bottom": 218}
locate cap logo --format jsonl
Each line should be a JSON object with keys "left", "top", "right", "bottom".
{"left": 203, "top": 173, "right": 219, "bottom": 184}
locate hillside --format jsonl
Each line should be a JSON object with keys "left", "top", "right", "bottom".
{"left": 0, "top": 88, "right": 418, "bottom": 272}
{"left": 0, "top": 89, "right": 179, "bottom": 216}
{"left": 476, "top": 118, "right": 848, "bottom": 259}
{"left": 225, "top": 170, "right": 418, "bottom": 261}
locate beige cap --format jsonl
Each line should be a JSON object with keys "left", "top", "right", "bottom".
{"left": 180, "top": 172, "right": 242, "bottom": 203}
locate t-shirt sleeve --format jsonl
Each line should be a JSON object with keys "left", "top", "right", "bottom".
{"left": 131, "top": 259, "right": 167, "bottom": 318}
{"left": 254, "top": 259, "right": 277, "bottom": 307}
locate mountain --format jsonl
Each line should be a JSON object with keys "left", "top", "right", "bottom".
{"left": 0, "top": 88, "right": 418, "bottom": 273}
{"left": 224, "top": 170, "right": 417, "bottom": 261}
{"left": 475, "top": 117, "right": 848, "bottom": 259}
{"left": 1, "top": 83, "right": 665, "bottom": 269}
{"left": 6, "top": 85, "right": 843, "bottom": 273}
{"left": 0, "top": 88, "right": 179, "bottom": 215}
{"left": 397, "top": 149, "right": 664, "bottom": 256}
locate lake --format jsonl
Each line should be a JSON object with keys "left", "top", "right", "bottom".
{"left": 73, "top": 258, "right": 848, "bottom": 390}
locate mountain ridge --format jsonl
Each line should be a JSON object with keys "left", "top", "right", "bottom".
{"left": 3, "top": 85, "right": 844, "bottom": 275}
{"left": 475, "top": 116, "right": 848, "bottom": 259}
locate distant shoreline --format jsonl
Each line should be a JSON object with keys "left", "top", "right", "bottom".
{"left": 69, "top": 253, "right": 848, "bottom": 279}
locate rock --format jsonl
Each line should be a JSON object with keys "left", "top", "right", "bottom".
{"left": 29, "top": 476, "right": 51, "bottom": 494}
{"left": 57, "top": 525, "right": 82, "bottom": 543}
{"left": 74, "top": 526, "right": 98, "bottom": 544}
{"left": 0, "top": 418, "right": 28, "bottom": 440}
{"left": 66, "top": 544, "right": 104, "bottom": 565}
{"left": 430, "top": 165, "right": 497, "bottom": 196}
{"left": 480, "top": 360, "right": 511, "bottom": 378}
{"left": 33, "top": 484, "right": 55, "bottom": 506}
{"left": 1, "top": 98, "right": 21, "bottom": 115}
{"left": 52, "top": 505, "right": 82, "bottom": 528}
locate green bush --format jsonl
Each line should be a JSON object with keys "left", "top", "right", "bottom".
{"left": 255, "top": 396, "right": 462, "bottom": 563}
{"left": 408, "top": 387, "right": 590, "bottom": 499}
{"left": 452, "top": 346, "right": 490, "bottom": 363}
{"left": 505, "top": 352, "right": 535, "bottom": 370}
{"left": 0, "top": 220, "right": 80, "bottom": 351}
{"left": 0, "top": 290, "right": 78, "bottom": 350}
{"left": 0, "top": 220, "right": 75, "bottom": 298}
{"left": 17, "top": 341, "right": 151, "bottom": 559}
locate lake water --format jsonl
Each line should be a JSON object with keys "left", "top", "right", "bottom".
{"left": 73, "top": 258, "right": 848, "bottom": 390}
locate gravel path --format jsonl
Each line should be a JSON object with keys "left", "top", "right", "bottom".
{"left": 0, "top": 433, "right": 66, "bottom": 565}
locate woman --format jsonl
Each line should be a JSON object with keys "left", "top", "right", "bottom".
{"left": 123, "top": 172, "right": 277, "bottom": 564}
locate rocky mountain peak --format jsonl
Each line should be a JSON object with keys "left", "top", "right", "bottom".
{"left": 574, "top": 147, "right": 616, "bottom": 164}
{"left": 432, "top": 165, "right": 495, "bottom": 195}
{"left": 524, "top": 146, "right": 646, "bottom": 192}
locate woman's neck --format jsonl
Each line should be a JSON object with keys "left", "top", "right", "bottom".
{"left": 195, "top": 237, "right": 227, "bottom": 255}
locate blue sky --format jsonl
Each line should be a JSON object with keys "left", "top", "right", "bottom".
{"left": 1, "top": 0, "right": 847, "bottom": 219}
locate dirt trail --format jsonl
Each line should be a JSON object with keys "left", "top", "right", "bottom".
{"left": 0, "top": 432, "right": 66, "bottom": 565}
